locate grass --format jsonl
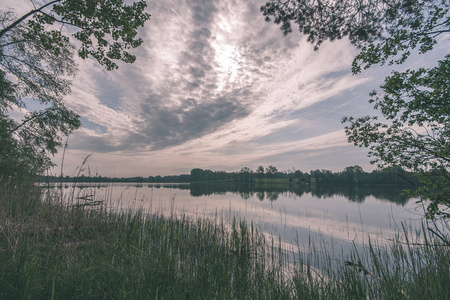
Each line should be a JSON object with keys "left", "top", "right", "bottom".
{"left": 0, "top": 180, "right": 449, "bottom": 299}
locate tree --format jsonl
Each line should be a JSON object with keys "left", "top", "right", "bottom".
{"left": 341, "top": 165, "right": 364, "bottom": 184}
{"left": 256, "top": 165, "right": 265, "bottom": 174}
{"left": 255, "top": 165, "right": 265, "bottom": 180}
{"left": 0, "top": 1, "right": 150, "bottom": 179}
{"left": 343, "top": 57, "right": 450, "bottom": 218}
{"left": 265, "top": 165, "right": 278, "bottom": 180}
{"left": 261, "top": 0, "right": 448, "bottom": 69}
{"left": 239, "top": 167, "right": 253, "bottom": 183}
{"left": 261, "top": 0, "right": 449, "bottom": 219}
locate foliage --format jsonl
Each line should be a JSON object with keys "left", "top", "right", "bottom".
{"left": 265, "top": 165, "right": 278, "bottom": 176}
{"left": 256, "top": 165, "right": 265, "bottom": 175}
{"left": 261, "top": 0, "right": 449, "bottom": 71}
{"left": 344, "top": 56, "right": 450, "bottom": 218}
{"left": 186, "top": 165, "right": 413, "bottom": 188}
{"left": 0, "top": 0, "right": 150, "bottom": 71}
{"left": 239, "top": 167, "right": 254, "bottom": 183}
{"left": 261, "top": 0, "right": 450, "bottom": 219}
{"left": 0, "top": 1, "right": 150, "bottom": 179}
{"left": 0, "top": 10, "right": 80, "bottom": 179}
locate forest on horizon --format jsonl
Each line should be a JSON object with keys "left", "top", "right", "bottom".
{"left": 42, "top": 165, "right": 415, "bottom": 186}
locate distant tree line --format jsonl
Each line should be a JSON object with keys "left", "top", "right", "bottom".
{"left": 43, "top": 174, "right": 191, "bottom": 183}
{"left": 190, "top": 165, "right": 414, "bottom": 186}
{"left": 43, "top": 165, "right": 414, "bottom": 186}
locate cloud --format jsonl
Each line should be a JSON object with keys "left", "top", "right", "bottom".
{"left": 2, "top": 0, "right": 387, "bottom": 175}
{"left": 124, "top": 93, "right": 249, "bottom": 150}
{"left": 2, "top": 0, "right": 33, "bottom": 14}
{"left": 66, "top": 0, "right": 293, "bottom": 151}
{"left": 55, "top": 128, "right": 372, "bottom": 177}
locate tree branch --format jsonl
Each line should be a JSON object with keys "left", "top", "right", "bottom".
{"left": 38, "top": 10, "right": 90, "bottom": 31}
{"left": 0, "top": 0, "right": 61, "bottom": 38}
{"left": 0, "top": 39, "right": 27, "bottom": 48}
{"left": 9, "top": 110, "right": 49, "bottom": 134}
{"left": 415, "top": 29, "right": 450, "bottom": 37}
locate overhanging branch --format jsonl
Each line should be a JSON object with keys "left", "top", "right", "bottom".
{"left": 0, "top": 0, "right": 61, "bottom": 38}
{"left": 9, "top": 110, "right": 49, "bottom": 134}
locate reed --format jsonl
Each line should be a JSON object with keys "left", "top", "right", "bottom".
{"left": 0, "top": 180, "right": 448, "bottom": 299}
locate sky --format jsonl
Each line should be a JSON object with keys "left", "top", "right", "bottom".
{"left": 4, "top": 0, "right": 448, "bottom": 177}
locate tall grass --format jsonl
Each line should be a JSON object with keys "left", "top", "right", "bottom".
{"left": 290, "top": 228, "right": 450, "bottom": 300}
{"left": 0, "top": 181, "right": 292, "bottom": 299}
{"left": 0, "top": 180, "right": 449, "bottom": 299}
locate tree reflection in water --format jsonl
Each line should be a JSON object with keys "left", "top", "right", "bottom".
{"left": 189, "top": 182, "right": 410, "bottom": 205}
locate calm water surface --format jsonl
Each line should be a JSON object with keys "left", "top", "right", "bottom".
{"left": 53, "top": 182, "right": 424, "bottom": 256}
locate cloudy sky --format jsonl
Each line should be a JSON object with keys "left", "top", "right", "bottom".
{"left": 5, "top": 0, "right": 448, "bottom": 177}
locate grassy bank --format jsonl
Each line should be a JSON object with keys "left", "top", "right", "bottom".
{"left": 0, "top": 181, "right": 449, "bottom": 299}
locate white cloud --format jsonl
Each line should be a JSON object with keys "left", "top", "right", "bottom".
{"left": 5, "top": 0, "right": 396, "bottom": 176}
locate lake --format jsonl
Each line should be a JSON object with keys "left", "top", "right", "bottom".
{"left": 50, "top": 182, "right": 424, "bottom": 259}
